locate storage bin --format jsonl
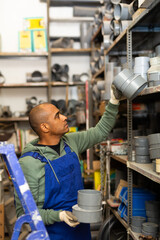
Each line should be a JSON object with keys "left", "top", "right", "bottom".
{"left": 123, "top": 207, "right": 146, "bottom": 222}
{"left": 118, "top": 202, "right": 126, "bottom": 218}
{"left": 123, "top": 188, "right": 156, "bottom": 207}
{"left": 119, "top": 187, "right": 127, "bottom": 202}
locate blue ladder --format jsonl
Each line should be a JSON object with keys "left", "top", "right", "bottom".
{"left": 0, "top": 142, "right": 50, "bottom": 240}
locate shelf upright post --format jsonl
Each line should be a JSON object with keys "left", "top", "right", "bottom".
{"left": 47, "top": 0, "right": 52, "bottom": 102}
{"left": 127, "top": 29, "right": 133, "bottom": 239}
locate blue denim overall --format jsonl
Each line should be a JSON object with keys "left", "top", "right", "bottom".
{"left": 21, "top": 143, "right": 91, "bottom": 240}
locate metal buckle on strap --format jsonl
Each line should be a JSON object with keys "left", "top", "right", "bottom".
{"left": 32, "top": 152, "right": 40, "bottom": 159}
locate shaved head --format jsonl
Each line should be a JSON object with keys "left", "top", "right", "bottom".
{"left": 29, "top": 103, "right": 54, "bottom": 136}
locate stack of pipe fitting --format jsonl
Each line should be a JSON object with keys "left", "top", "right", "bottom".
{"left": 148, "top": 133, "right": 160, "bottom": 173}
{"left": 72, "top": 189, "right": 102, "bottom": 223}
{"left": 134, "top": 136, "right": 151, "bottom": 164}
{"left": 131, "top": 216, "right": 146, "bottom": 233}
{"left": 148, "top": 56, "right": 160, "bottom": 87}
{"left": 145, "top": 201, "right": 160, "bottom": 225}
{"left": 51, "top": 64, "right": 69, "bottom": 82}
{"left": 106, "top": 0, "right": 139, "bottom": 43}
{"left": 141, "top": 222, "right": 159, "bottom": 238}
{"left": 134, "top": 56, "right": 150, "bottom": 82}
{"left": 90, "top": 44, "right": 105, "bottom": 76}
{"left": 102, "top": 2, "right": 114, "bottom": 50}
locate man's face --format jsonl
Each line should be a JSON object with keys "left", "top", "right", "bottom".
{"left": 46, "top": 105, "right": 69, "bottom": 136}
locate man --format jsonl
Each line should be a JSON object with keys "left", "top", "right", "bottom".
{"left": 15, "top": 86, "right": 121, "bottom": 240}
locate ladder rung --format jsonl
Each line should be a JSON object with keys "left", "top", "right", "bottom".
{"left": 4, "top": 197, "right": 14, "bottom": 207}
{"left": 9, "top": 216, "right": 17, "bottom": 225}
{"left": 0, "top": 162, "right": 4, "bottom": 168}
{"left": 3, "top": 179, "right": 10, "bottom": 187}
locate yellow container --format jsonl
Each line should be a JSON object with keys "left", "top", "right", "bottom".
{"left": 24, "top": 17, "right": 45, "bottom": 30}
{"left": 94, "top": 171, "right": 101, "bottom": 190}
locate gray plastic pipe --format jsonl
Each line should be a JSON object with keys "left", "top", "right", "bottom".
{"left": 80, "top": 22, "right": 91, "bottom": 48}
{"left": 113, "top": 20, "right": 121, "bottom": 36}
{"left": 104, "top": 62, "right": 117, "bottom": 100}
{"left": 73, "top": 6, "right": 97, "bottom": 17}
{"left": 83, "top": 25, "right": 93, "bottom": 44}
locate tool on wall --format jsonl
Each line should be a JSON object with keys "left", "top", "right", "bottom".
{"left": 0, "top": 142, "right": 50, "bottom": 240}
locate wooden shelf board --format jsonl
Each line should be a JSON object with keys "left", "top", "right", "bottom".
{"left": 0, "top": 82, "right": 85, "bottom": 88}
{"left": 51, "top": 82, "right": 85, "bottom": 86}
{"left": 0, "top": 52, "right": 48, "bottom": 57}
{"left": 50, "top": 17, "right": 93, "bottom": 22}
{"left": 127, "top": 161, "right": 160, "bottom": 184}
{"left": 0, "top": 117, "right": 28, "bottom": 122}
{"left": 104, "top": 29, "right": 127, "bottom": 55}
{"left": 128, "top": 228, "right": 140, "bottom": 240}
{"left": 140, "top": 85, "right": 160, "bottom": 96}
{"left": 109, "top": 208, "right": 128, "bottom": 229}
{"left": 51, "top": 48, "right": 92, "bottom": 54}
{"left": 0, "top": 83, "right": 48, "bottom": 88}
{"left": 111, "top": 155, "right": 128, "bottom": 165}
{"left": 92, "top": 66, "right": 104, "bottom": 80}
{"left": 91, "top": 24, "right": 102, "bottom": 42}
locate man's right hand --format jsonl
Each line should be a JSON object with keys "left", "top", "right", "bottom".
{"left": 59, "top": 211, "right": 80, "bottom": 227}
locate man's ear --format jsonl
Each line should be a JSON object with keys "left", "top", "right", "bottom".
{"left": 40, "top": 123, "right": 49, "bottom": 133}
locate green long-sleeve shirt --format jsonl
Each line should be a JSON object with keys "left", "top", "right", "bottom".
{"left": 15, "top": 102, "right": 119, "bottom": 225}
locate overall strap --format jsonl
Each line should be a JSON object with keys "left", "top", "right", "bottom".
{"left": 19, "top": 152, "right": 48, "bottom": 163}
{"left": 64, "top": 142, "right": 71, "bottom": 154}
{"left": 20, "top": 151, "right": 60, "bottom": 183}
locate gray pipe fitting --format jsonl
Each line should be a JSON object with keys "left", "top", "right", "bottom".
{"left": 113, "top": 66, "right": 121, "bottom": 77}
{"left": 78, "top": 189, "right": 102, "bottom": 210}
{"left": 72, "top": 189, "right": 102, "bottom": 224}
{"left": 135, "top": 146, "right": 149, "bottom": 156}
{"left": 51, "top": 37, "right": 74, "bottom": 49}
{"left": 134, "top": 136, "right": 149, "bottom": 147}
{"left": 102, "top": 20, "right": 112, "bottom": 35}
{"left": 111, "top": 0, "right": 121, "bottom": 4}
{"left": 131, "top": 216, "right": 146, "bottom": 227}
{"left": 113, "top": 68, "right": 147, "bottom": 100}
{"left": 72, "top": 204, "right": 102, "bottom": 223}
{"left": 113, "top": 20, "right": 121, "bottom": 36}
{"left": 114, "top": 3, "right": 132, "bottom": 20}
{"left": 103, "top": 34, "right": 113, "bottom": 49}
{"left": 97, "top": 80, "right": 105, "bottom": 91}
{"left": 142, "top": 222, "right": 159, "bottom": 233}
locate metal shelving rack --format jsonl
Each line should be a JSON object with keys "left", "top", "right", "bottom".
{"left": 104, "top": 0, "right": 160, "bottom": 239}
{"left": 46, "top": 0, "right": 93, "bottom": 103}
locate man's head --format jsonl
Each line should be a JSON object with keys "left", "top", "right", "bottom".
{"left": 29, "top": 103, "right": 69, "bottom": 138}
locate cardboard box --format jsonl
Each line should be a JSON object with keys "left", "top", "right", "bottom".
{"left": 93, "top": 161, "right": 100, "bottom": 171}
{"left": 114, "top": 179, "right": 128, "bottom": 199}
